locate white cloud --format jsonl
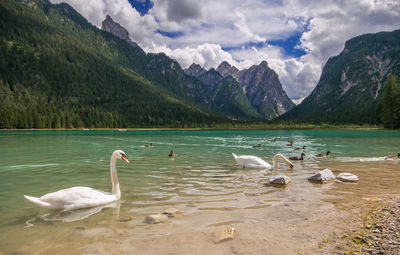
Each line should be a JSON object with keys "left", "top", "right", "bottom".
{"left": 49, "top": 0, "right": 400, "bottom": 99}
{"left": 148, "top": 43, "right": 243, "bottom": 70}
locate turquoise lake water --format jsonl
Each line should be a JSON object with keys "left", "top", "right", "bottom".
{"left": 0, "top": 130, "right": 399, "bottom": 254}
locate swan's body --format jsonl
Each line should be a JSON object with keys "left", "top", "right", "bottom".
{"left": 24, "top": 150, "right": 129, "bottom": 211}
{"left": 232, "top": 153, "right": 293, "bottom": 169}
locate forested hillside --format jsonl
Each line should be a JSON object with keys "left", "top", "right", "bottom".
{"left": 280, "top": 29, "right": 400, "bottom": 126}
{"left": 0, "top": 0, "right": 225, "bottom": 129}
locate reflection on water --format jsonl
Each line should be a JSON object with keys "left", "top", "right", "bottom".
{"left": 39, "top": 201, "right": 121, "bottom": 223}
{"left": 0, "top": 130, "right": 399, "bottom": 254}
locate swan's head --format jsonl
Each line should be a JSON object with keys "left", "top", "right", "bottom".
{"left": 289, "top": 163, "right": 294, "bottom": 170}
{"left": 114, "top": 150, "right": 130, "bottom": 163}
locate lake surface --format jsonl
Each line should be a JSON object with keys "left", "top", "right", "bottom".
{"left": 0, "top": 130, "right": 399, "bottom": 254}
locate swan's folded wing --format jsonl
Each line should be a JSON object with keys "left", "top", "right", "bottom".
{"left": 40, "top": 186, "right": 114, "bottom": 210}
{"left": 235, "top": 155, "right": 271, "bottom": 168}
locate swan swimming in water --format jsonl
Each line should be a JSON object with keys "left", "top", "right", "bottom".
{"left": 24, "top": 150, "right": 130, "bottom": 211}
{"left": 232, "top": 153, "right": 293, "bottom": 169}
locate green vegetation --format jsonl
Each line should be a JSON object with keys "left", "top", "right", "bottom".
{"left": 280, "top": 29, "right": 400, "bottom": 128}
{"left": 0, "top": 0, "right": 398, "bottom": 130}
{"left": 0, "top": 0, "right": 225, "bottom": 129}
{"left": 376, "top": 74, "right": 400, "bottom": 129}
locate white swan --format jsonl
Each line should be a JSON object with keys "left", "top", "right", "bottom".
{"left": 232, "top": 153, "right": 293, "bottom": 169}
{"left": 24, "top": 150, "right": 130, "bottom": 211}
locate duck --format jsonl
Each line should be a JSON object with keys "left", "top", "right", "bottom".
{"left": 289, "top": 153, "right": 305, "bottom": 160}
{"left": 316, "top": 151, "right": 331, "bottom": 157}
{"left": 144, "top": 143, "right": 153, "bottom": 148}
{"left": 24, "top": 150, "right": 130, "bottom": 211}
{"left": 168, "top": 150, "right": 175, "bottom": 158}
{"left": 232, "top": 153, "right": 293, "bottom": 170}
{"left": 286, "top": 140, "right": 293, "bottom": 147}
{"left": 252, "top": 144, "right": 261, "bottom": 148}
{"left": 294, "top": 146, "right": 306, "bottom": 150}
{"left": 385, "top": 153, "right": 400, "bottom": 160}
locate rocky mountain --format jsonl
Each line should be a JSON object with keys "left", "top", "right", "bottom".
{"left": 185, "top": 64, "right": 262, "bottom": 119}
{"left": 234, "top": 61, "right": 295, "bottom": 119}
{"left": 187, "top": 61, "right": 295, "bottom": 119}
{"left": 102, "top": 14, "right": 294, "bottom": 120}
{"left": 185, "top": 63, "right": 207, "bottom": 77}
{"left": 101, "top": 15, "right": 138, "bottom": 47}
{"left": 280, "top": 29, "right": 400, "bottom": 123}
{"left": 216, "top": 61, "right": 239, "bottom": 78}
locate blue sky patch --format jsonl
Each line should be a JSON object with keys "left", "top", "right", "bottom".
{"left": 157, "top": 30, "right": 184, "bottom": 38}
{"left": 128, "top": 0, "right": 153, "bottom": 16}
{"left": 268, "top": 31, "right": 307, "bottom": 58}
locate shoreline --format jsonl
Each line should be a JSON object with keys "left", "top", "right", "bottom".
{"left": 319, "top": 195, "right": 400, "bottom": 254}
{"left": 0, "top": 126, "right": 393, "bottom": 132}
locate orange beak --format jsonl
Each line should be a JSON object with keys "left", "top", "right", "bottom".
{"left": 122, "top": 155, "right": 130, "bottom": 163}
{"left": 290, "top": 164, "right": 294, "bottom": 170}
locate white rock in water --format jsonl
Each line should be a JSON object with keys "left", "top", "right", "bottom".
{"left": 269, "top": 175, "right": 291, "bottom": 185}
{"left": 337, "top": 172, "right": 358, "bottom": 182}
{"left": 163, "top": 207, "right": 180, "bottom": 215}
{"left": 145, "top": 214, "right": 168, "bottom": 224}
{"left": 213, "top": 227, "right": 237, "bottom": 243}
{"left": 308, "top": 169, "right": 335, "bottom": 183}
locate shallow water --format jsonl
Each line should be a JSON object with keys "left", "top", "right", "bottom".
{"left": 0, "top": 130, "right": 399, "bottom": 254}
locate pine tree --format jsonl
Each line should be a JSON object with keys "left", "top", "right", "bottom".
{"left": 378, "top": 73, "right": 400, "bottom": 129}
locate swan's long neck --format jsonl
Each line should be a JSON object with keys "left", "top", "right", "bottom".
{"left": 110, "top": 153, "right": 121, "bottom": 199}
{"left": 272, "top": 154, "right": 292, "bottom": 168}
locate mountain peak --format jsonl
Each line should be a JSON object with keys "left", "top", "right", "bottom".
{"left": 185, "top": 63, "right": 206, "bottom": 77}
{"left": 260, "top": 60, "right": 268, "bottom": 67}
{"left": 217, "top": 61, "right": 239, "bottom": 78}
{"left": 101, "top": 15, "right": 138, "bottom": 47}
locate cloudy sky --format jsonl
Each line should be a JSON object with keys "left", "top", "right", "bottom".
{"left": 49, "top": 0, "right": 400, "bottom": 100}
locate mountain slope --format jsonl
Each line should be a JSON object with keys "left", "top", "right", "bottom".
{"left": 280, "top": 29, "right": 400, "bottom": 123}
{"left": 214, "top": 61, "right": 295, "bottom": 119}
{"left": 0, "top": 0, "right": 225, "bottom": 128}
{"left": 185, "top": 64, "right": 262, "bottom": 119}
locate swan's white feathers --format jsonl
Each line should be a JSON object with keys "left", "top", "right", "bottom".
{"left": 37, "top": 187, "right": 117, "bottom": 210}
{"left": 232, "top": 154, "right": 271, "bottom": 168}
{"left": 232, "top": 153, "right": 292, "bottom": 169}
{"left": 24, "top": 150, "right": 128, "bottom": 211}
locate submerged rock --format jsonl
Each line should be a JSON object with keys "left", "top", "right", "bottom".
{"left": 163, "top": 207, "right": 181, "bottom": 215}
{"left": 119, "top": 216, "right": 132, "bottom": 222}
{"left": 337, "top": 172, "right": 359, "bottom": 182}
{"left": 308, "top": 169, "right": 335, "bottom": 183}
{"left": 269, "top": 175, "right": 291, "bottom": 185}
{"left": 213, "top": 227, "right": 237, "bottom": 243}
{"left": 145, "top": 214, "right": 168, "bottom": 224}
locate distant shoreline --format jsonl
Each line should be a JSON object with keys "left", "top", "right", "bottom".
{"left": 0, "top": 126, "right": 394, "bottom": 131}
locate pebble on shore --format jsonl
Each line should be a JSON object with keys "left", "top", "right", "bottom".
{"left": 144, "top": 214, "right": 169, "bottom": 224}
{"left": 361, "top": 197, "right": 400, "bottom": 255}
{"left": 213, "top": 227, "right": 237, "bottom": 243}
{"left": 330, "top": 197, "right": 400, "bottom": 255}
